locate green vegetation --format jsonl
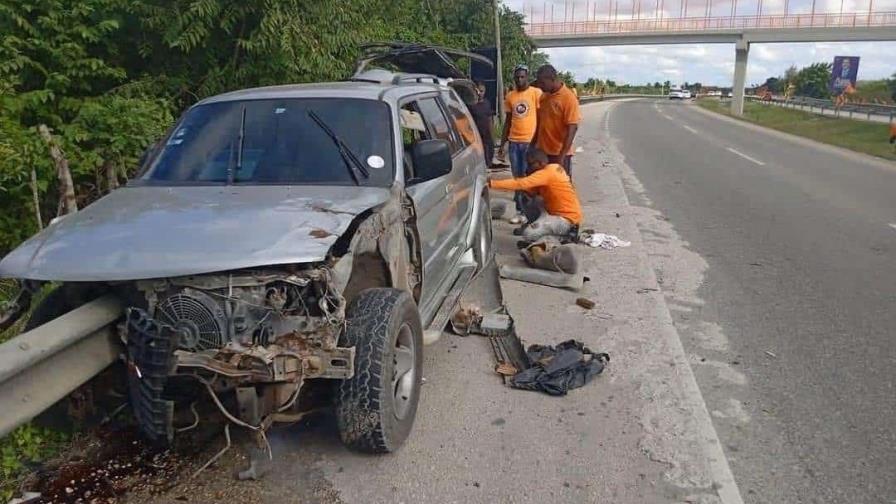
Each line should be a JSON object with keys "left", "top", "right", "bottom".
{"left": 1, "top": 424, "right": 69, "bottom": 501}
{"left": 0, "top": 1, "right": 545, "bottom": 496}
{"left": 697, "top": 99, "right": 896, "bottom": 161}
{"left": 0, "top": 0, "right": 543, "bottom": 258}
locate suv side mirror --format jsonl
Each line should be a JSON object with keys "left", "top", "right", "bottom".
{"left": 411, "top": 139, "right": 452, "bottom": 181}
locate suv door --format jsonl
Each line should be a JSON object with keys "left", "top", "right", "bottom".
{"left": 402, "top": 97, "right": 464, "bottom": 308}
{"left": 440, "top": 89, "right": 483, "bottom": 231}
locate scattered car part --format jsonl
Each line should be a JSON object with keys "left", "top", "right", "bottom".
{"left": 499, "top": 264, "right": 586, "bottom": 291}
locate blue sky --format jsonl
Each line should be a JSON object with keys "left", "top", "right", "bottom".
{"left": 505, "top": 0, "right": 896, "bottom": 86}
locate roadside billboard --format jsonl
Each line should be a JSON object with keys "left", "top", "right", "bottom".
{"left": 830, "top": 56, "right": 859, "bottom": 96}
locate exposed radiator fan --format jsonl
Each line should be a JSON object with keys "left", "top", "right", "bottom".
{"left": 156, "top": 290, "right": 226, "bottom": 351}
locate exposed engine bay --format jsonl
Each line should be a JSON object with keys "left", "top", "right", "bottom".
{"left": 126, "top": 266, "right": 354, "bottom": 444}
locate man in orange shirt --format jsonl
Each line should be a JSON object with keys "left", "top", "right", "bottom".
{"left": 498, "top": 65, "right": 543, "bottom": 224}
{"left": 531, "top": 65, "right": 581, "bottom": 176}
{"left": 890, "top": 122, "right": 896, "bottom": 151}
{"left": 489, "top": 149, "right": 582, "bottom": 240}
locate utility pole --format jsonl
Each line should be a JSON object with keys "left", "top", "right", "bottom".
{"left": 493, "top": 0, "right": 504, "bottom": 119}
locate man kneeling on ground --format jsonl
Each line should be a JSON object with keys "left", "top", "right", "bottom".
{"left": 488, "top": 149, "right": 582, "bottom": 240}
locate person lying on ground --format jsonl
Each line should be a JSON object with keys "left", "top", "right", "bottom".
{"left": 488, "top": 148, "right": 582, "bottom": 241}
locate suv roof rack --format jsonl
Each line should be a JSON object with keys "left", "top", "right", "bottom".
{"left": 349, "top": 69, "right": 442, "bottom": 86}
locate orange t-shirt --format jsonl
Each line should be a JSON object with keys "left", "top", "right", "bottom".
{"left": 535, "top": 84, "right": 581, "bottom": 156}
{"left": 890, "top": 122, "right": 896, "bottom": 140}
{"left": 488, "top": 164, "right": 582, "bottom": 224}
{"left": 504, "top": 86, "right": 543, "bottom": 142}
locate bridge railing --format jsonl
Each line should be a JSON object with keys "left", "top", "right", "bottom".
{"left": 526, "top": 11, "right": 896, "bottom": 36}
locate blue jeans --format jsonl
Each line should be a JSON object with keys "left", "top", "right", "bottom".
{"left": 508, "top": 142, "right": 529, "bottom": 212}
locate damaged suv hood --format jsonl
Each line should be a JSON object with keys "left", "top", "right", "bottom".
{"left": 0, "top": 185, "right": 391, "bottom": 281}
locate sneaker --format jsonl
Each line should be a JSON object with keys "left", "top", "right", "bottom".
{"left": 509, "top": 214, "right": 526, "bottom": 225}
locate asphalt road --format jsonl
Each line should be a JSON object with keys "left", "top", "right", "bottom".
{"left": 610, "top": 99, "right": 896, "bottom": 503}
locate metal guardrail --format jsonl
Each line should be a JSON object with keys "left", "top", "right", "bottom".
{"left": 745, "top": 95, "right": 896, "bottom": 122}
{"left": 580, "top": 93, "right": 668, "bottom": 102}
{"left": 0, "top": 294, "right": 123, "bottom": 437}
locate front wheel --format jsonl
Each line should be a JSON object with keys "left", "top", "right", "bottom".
{"left": 336, "top": 288, "right": 423, "bottom": 453}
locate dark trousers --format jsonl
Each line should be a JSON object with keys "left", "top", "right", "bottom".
{"left": 519, "top": 193, "right": 544, "bottom": 224}
{"left": 548, "top": 154, "right": 573, "bottom": 177}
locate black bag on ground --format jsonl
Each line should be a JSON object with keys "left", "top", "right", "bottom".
{"left": 510, "top": 339, "right": 609, "bottom": 396}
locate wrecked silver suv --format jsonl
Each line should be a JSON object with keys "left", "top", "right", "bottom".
{"left": 0, "top": 45, "right": 494, "bottom": 453}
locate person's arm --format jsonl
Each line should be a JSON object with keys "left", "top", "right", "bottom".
{"left": 489, "top": 168, "right": 552, "bottom": 192}
{"left": 560, "top": 95, "right": 582, "bottom": 155}
{"left": 500, "top": 112, "right": 512, "bottom": 150}
{"left": 560, "top": 124, "right": 578, "bottom": 157}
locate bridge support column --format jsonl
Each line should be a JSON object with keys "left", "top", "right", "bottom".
{"left": 731, "top": 40, "right": 750, "bottom": 116}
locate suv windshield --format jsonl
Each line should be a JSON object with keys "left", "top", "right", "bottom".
{"left": 140, "top": 98, "right": 393, "bottom": 186}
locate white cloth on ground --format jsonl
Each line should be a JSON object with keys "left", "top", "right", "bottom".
{"left": 581, "top": 232, "right": 631, "bottom": 249}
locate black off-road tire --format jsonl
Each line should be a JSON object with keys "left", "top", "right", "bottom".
{"left": 336, "top": 288, "right": 423, "bottom": 453}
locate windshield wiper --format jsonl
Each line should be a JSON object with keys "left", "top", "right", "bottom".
{"left": 306, "top": 109, "right": 369, "bottom": 185}
{"left": 227, "top": 106, "right": 246, "bottom": 185}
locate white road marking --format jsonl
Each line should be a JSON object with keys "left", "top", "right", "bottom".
{"left": 726, "top": 147, "right": 765, "bottom": 166}
{"left": 661, "top": 113, "right": 674, "bottom": 120}
{"left": 683, "top": 125, "right": 699, "bottom": 134}
{"left": 888, "top": 223, "right": 896, "bottom": 231}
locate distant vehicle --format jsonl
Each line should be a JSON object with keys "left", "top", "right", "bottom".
{"left": 669, "top": 87, "right": 686, "bottom": 100}
{"left": 723, "top": 90, "right": 733, "bottom": 98}
{"left": 707, "top": 90, "right": 722, "bottom": 97}
{"left": 682, "top": 89, "right": 693, "bottom": 99}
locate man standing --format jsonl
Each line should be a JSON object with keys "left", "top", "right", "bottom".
{"left": 498, "top": 65, "right": 542, "bottom": 224}
{"left": 531, "top": 65, "right": 581, "bottom": 176}
{"left": 468, "top": 80, "right": 495, "bottom": 166}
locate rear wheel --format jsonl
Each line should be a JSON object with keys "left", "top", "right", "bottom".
{"left": 336, "top": 288, "right": 422, "bottom": 453}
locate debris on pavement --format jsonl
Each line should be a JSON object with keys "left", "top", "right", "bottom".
{"left": 575, "top": 297, "right": 596, "bottom": 309}
{"left": 580, "top": 231, "right": 632, "bottom": 249}
{"left": 509, "top": 340, "right": 610, "bottom": 396}
{"left": 765, "top": 350, "right": 778, "bottom": 359}
{"left": 495, "top": 362, "right": 519, "bottom": 376}
{"left": 478, "top": 313, "right": 514, "bottom": 336}
{"left": 490, "top": 199, "right": 509, "bottom": 220}
{"left": 636, "top": 287, "right": 659, "bottom": 294}
{"left": 450, "top": 304, "right": 482, "bottom": 335}
{"left": 520, "top": 237, "right": 580, "bottom": 273}
{"left": 499, "top": 264, "right": 586, "bottom": 290}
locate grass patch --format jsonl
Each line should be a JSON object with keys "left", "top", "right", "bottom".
{"left": 697, "top": 99, "right": 896, "bottom": 161}
{"left": 1, "top": 424, "right": 70, "bottom": 501}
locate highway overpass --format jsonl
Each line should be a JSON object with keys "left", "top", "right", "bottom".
{"left": 523, "top": 2, "right": 896, "bottom": 115}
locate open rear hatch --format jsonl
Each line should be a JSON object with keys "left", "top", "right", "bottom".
{"left": 353, "top": 42, "right": 494, "bottom": 105}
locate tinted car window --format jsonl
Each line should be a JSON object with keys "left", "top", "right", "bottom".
{"left": 442, "top": 90, "right": 478, "bottom": 150}
{"left": 416, "top": 98, "right": 456, "bottom": 151}
{"left": 140, "top": 98, "right": 393, "bottom": 186}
